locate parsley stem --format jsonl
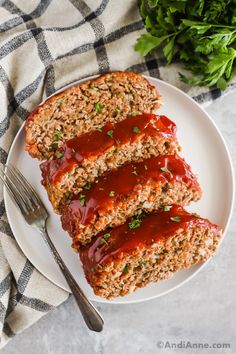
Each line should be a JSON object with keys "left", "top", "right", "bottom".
{"left": 162, "top": 30, "right": 182, "bottom": 39}
{"left": 182, "top": 19, "right": 236, "bottom": 30}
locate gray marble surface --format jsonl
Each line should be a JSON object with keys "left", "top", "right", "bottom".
{"left": 2, "top": 92, "right": 236, "bottom": 354}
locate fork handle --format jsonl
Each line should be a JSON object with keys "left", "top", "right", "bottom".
{"left": 40, "top": 226, "right": 104, "bottom": 332}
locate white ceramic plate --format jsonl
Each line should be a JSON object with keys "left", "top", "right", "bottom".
{"left": 4, "top": 76, "right": 235, "bottom": 304}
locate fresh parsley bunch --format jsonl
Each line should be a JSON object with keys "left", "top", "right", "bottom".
{"left": 135, "top": 0, "right": 236, "bottom": 90}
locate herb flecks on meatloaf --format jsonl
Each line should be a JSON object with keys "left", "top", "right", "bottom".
{"left": 80, "top": 205, "right": 222, "bottom": 299}
{"left": 40, "top": 114, "right": 181, "bottom": 213}
{"left": 61, "top": 155, "right": 201, "bottom": 248}
{"left": 25, "top": 72, "right": 162, "bottom": 160}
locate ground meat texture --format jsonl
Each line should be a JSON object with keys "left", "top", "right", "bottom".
{"left": 25, "top": 71, "right": 162, "bottom": 160}
{"left": 61, "top": 155, "right": 201, "bottom": 248}
{"left": 79, "top": 205, "right": 222, "bottom": 299}
{"left": 40, "top": 114, "right": 181, "bottom": 213}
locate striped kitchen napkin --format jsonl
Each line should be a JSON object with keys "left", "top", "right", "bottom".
{"left": 0, "top": 0, "right": 235, "bottom": 348}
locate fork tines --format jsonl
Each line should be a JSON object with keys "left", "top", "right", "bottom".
{"left": 0, "top": 164, "right": 41, "bottom": 215}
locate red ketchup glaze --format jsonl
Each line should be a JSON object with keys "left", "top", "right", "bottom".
{"left": 61, "top": 155, "right": 201, "bottom": 235}
{"left": 40, "top": 114, "right": 177, "bottom": 185}
{"left": 79, "top": 205, "right": 221, "bottom": 278}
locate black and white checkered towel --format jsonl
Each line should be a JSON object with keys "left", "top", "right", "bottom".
{"left": 0, "top": 0, "right": 235, "bottom": 348}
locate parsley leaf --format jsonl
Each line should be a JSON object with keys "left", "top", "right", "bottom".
{"left": 163, "top": 36, "right": 175, "bottom": 64}
{"left": 135, "top": 0, "right": 236, "bottom": 90}
{"left": 107, "top": 130, "right": 114, "bottom": 138}
{"left": 50, "top": 142, "right": 58, "bottom": 151}
{"left": 135, "top": 33, "right": 170, "bottom": 56}
{"left": 53, "top": 130, "right": 63, "bottom": 141}
{"left": 162, "top": 205, "right": 172, "bottom": 212}
{"left": 100, "top": 233, "right": 111, "bottom": 245}
{"left": 56, "top": 151, "right": 64, "bottom": 159}
{"left": 94, "top": 102, "right": 103, "bottom": 112}
{"left": 128, "top": 214, "right": 143, "bottom": 229}
{"left": 133, "top": 126, "right": 141, "bottom": 134}
{"left": 160, "top": 166, "right": 171, "bottom": 174}
{"left": 84, "top": 182, "right": 91, "bottom": 190}
{"left": 170, "top": 216, "right": 181, "bottom": 222}
{"left": 79, "top": 194, "right": 86, "bottom": 206}
{"left": 100, "top": 238, "right": 108, "bottom": 245}
{"left": 123, "top": 264, "right": 130, "bottom": 274}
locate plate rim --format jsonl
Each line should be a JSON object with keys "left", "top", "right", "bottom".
{"left": 4, "top": 75, "right": 235, "bottom": 304}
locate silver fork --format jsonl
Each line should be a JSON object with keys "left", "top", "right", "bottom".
{"left": 0, "top": 164, "right": 104, "bottom": 332}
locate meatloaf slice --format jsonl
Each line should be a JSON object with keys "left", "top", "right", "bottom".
{"left": 40, "top": 114, "right": 180, "bottom": 213}
{"left": 79, "top": 205, "right": 222, "bottom": 299}
{"left": 25, "top": 71, "right": 162, "bottom": 160}
{"left": 61, "top": 155, "right": 201, "bottom": 248}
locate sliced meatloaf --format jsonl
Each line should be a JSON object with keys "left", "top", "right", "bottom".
{"left": 61, "top": 155, "right": 201, "bottom": 248}
{"left": 40, "top": 114, "right": 180, "bottom": 213}
{"left": 80, "top": 205, "right": 222, "bottom": 299}
{"left": 25, "top": 72, "right": 162, "bottom": 160}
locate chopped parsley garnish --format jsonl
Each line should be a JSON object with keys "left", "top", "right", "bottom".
{"left": 107, "top": 130, "right": 114, "bottom": 138}
{"left": 66, "top": 196, "right": 72, "bottom": 205}
{"left": 100, "top": 238, "right": 108, "bottom": 245}
{"left": 170, "top": 216, "right": 181, "bottom": 222}
{"left": 56, "top": 151, "right": 64, "bottom": 159}
{"left": 79, "top": 194, "right": 86, "bottom": 206}
{"left": 84, "top": 182, "right": 91, "bottom": 190}
{"left": 100, "top": 233, "right": 111, "bottom": 245}
{"left": 163, "top": 205, "right": 172, "bottom": 212}
{"left": 113, "top": 107, "right": 120, "bottom": 117}
{"left": 129, "top": 218, "right": 141, "bottom": 229}
{"left": 123, "top": 264, "right": 130, "bottom": 274}
{"left": 109, "top": 191, "right": 115, "bottom": 197}
{"left": 133, "top": 126, "right": 141, "bottom": 134}
{"left": 58, "top": 98, "right": 68, "bottom": 105}
{"left": 192, "top": 213, "right": 201, "bottom": 218}
{"left": 160, "top": 166, "right": 171, "bottom": 174}
{"left": 50, "top": 142, "right": 58, "bottom": 151}
{"left": 128, "top": 215, "right": 142, "bottom": 229}
{"left": 94, "top": 102, "right": 102, "bottom": 112}
{"left": 139, "top": 211, "right": 146, "bottom": 218}
{"left": 53, "top": 130, "right": 63, "bottom": 141}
